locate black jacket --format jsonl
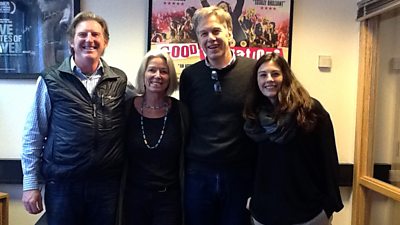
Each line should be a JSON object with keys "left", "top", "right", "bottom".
{"left": 249, "top": 99, "right": 344, "bottom": 224}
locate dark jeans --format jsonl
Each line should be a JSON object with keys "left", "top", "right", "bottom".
{"left": 124, "top": 186, "right": 182, "bottom": 225}
{"left": 44, "top": 177, "right": 120, "bottom": 225}
{"left": 184, "top": 166, "right": 254, "bottom": 225}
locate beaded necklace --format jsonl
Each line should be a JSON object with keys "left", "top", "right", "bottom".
{"left": 140, "top": 99, "right": 169, "bottom": 149}
{"left": 143, "top": 103, "right": 166, "bottom": 110}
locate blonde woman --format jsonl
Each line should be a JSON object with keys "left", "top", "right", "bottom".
{"left": 124, "top": 49, "right": 188, "bottom": 225}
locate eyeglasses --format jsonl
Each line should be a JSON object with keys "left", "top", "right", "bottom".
{"left": 211, "top": 71, "right": 222, "bottom": 93}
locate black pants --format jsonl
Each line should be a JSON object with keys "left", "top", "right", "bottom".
{"left": 124, "top": 186, "right": 182, "bottom": 225}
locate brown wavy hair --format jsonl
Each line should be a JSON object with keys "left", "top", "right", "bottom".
{"left": 243, "top": 53, "right": 316, "bottom": 131}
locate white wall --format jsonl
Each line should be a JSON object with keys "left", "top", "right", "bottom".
{"left": 291, "top": 0, "right": 359, "bottom": 164}
{"left": 0, "top": 0, "right": 359, "bottom": 224}
{"left": 290, "top": 0, "right": 359, "bottom": 224}
{"left": 80, "top": 0, "right": 148, "bottom": 81}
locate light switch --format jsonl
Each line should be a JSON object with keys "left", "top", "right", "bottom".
{"left": 318, "top": 55, "right": 332, "bottom": 69}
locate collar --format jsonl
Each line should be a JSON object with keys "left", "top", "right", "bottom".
{"left": 70, "top": 57, "right": 104, "bottom": 80}
{"left": 205, "top": 51, "right": 236, "bottom": 70}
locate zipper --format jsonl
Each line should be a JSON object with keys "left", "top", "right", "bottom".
{"left": 93, "top": 103, "right": 97, "bottom": 117}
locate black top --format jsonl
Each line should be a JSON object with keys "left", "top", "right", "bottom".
{"left": 126, "top": 97, "right": 182, "bottom": 189}
{"left": 249, "top": 100, "right": 344, "bottom": 224}
{"left": 179, "top": 57, "right": 257, "bottom": 169}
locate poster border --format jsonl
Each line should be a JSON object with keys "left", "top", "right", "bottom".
{"left": 287, "top": 0, "right": 293, "bottom": 65}
{"left": 0, "top": 0, "right": 80, "bottom": 79}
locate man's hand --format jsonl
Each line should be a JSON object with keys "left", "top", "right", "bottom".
{"left": 22, "top": 189, "right": 43, "bottom": 214}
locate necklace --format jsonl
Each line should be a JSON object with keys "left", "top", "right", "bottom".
{"left": 140, "top": 99, "right": 169, "bottom": 149}
{"left": 143, "top": 102, "right": 168, "bottom": 110}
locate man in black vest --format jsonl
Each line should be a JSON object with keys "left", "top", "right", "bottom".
{"left": 21, "top": 11, "right": 127, "bottom": 225}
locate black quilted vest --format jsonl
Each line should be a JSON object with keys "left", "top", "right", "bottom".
{"left": 41, "top": 58, "right": 127, "bottom": 181}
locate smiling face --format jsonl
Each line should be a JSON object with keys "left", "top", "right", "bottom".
{"left": 70, "top": 20, "right": 108, "bottom": 69}
{"left": 144, "top": 57, "right": 170, "bottom": 94}
{"left": 257, "top": 61, "right": 283, "bottom": 105}
{"left": 196, "top": 14, "right": 233, "bottom": 67}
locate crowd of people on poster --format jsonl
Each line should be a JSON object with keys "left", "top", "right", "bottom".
{"left": 0, "top": 0, "right": 73, "bottom": 75}
{"left": 149, "top": 0, "right": 292, "bottom": 76}
{"left": 150, "top": 0, "right": 291, "bottom": 52}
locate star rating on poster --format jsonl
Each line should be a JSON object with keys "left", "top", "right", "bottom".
{"left": 260, "top": 7, "right": 277, "bottom": 10}
{"left": 163, "top": 1, "right": 185, "bottom": 6}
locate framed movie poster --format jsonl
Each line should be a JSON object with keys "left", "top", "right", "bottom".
{"left": 0, "top": 0, "right": 80, "bottom": 79}
{"left": 148, "top": 0, "right": 293, "bottom": 77}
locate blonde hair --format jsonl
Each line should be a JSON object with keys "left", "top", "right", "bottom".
{"left": 192, "top": 6, "right": 233, "bottom": 35}
{"left": 135, "top": 49, "right": 178, "bottom": 96}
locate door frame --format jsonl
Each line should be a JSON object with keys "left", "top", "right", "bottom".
{"left": 352, "top": 14, "right": 400, "bottom": 225}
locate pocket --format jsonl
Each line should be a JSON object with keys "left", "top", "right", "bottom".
{"left": 98, "top": 94, "right": 123, "bottom": 130}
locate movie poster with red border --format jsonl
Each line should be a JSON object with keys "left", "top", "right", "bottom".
{"left": 148, "top": 0, "right": 293, "bottom": 78}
